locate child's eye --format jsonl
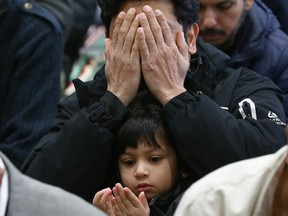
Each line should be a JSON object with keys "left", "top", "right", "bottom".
{"left": 123, "top": 159, "right": 135, "bottom": 166}
{"left": 149, "top": 156, "right": 161, "bottom": 163}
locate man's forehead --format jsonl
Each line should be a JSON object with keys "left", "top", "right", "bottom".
{"left": 118, "top": 0, "right": 173, "bottom": 13}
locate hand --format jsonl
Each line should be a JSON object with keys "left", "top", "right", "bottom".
{"left": 93, "top": 188, "right": 115, "bottom": 216}
{"left": 111, "top": 183, "right": 150, "bottom": 216}
{"left": 137, "top": 6, "right": 189, "bottom": 105}
{"left": 105, "top": 8, "right": 141, "bottom": 106}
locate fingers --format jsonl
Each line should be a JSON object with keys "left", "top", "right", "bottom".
{"left": 123, "top": 187, "right": 144, "bottom": 208}
{"left": 137, "top": 27, "right": 150, "bottom": 62}
{"left": 176, "top": 32, "right": 189, "bottom": 60}
{"left": 92, "top": 188, "right": 112, "bottom": 212}
{"left": 138, "top": 6, "right": 175, "bottom": 51}
{"left": 123, "top": 15, "right": 140, "bottom": 56}
{"left": 106, "top": 196, "right": 115, "bottom": 216}
{"left": 111, "top": 184, "right": 126, "bottom": 215}
{"left": 138, "top": 6, "right": 157, "bottom": 53}
{"left": 112, "top": 183, "right": 128, "bottom": 208}
{"left": 138, "top": 191, "right": 149, "bottom": 209}
{"left": 111, "top": 12, "right": 125, "bottom": 48}
{"left": 154, "top": 9, "right": 174, "bottom": 46}
{"left": 113, "top": 8, "right": 137, "bottom": 51}
{"left": 111, "top": 183, "right": 150, "bottom": 216}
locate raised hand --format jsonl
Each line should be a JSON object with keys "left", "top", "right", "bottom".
{"left": 111, "top": 183, "right": 150, "bottom": 216}
{"left": 105, "top": 8, "right": 141, "bottom": 106}
{"left": 137, "top": 5, "right": 189, "bottom": 105}
{"left": 93, "top": 188, "right": 115, "bottom": 216}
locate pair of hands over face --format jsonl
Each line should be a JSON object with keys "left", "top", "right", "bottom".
{"left": 105, "top": 5, "right": 190, "bottom": 106}
{"left": 93, "top": 183, "right": 150, "bottom": 216}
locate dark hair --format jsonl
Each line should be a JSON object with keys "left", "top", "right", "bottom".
{"left": 115, "top": 90, "right": 172, "bottom": 156}
{"left": 97, "top": 0, "right": 199, "bottom": 36}
{"left": 114, "top": 91, "right": 197, "bottom": 187}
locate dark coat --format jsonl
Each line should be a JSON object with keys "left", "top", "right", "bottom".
{"left": 22, "top": 39, "right": 286, "bottom": 215}
{"left": 228, "top": 0, "right": 288, "bottom": 123}
{"left": 0, "top": 0, "right": 64, "bottom": 168}
{"left": 261, "top": 0, "right": 288, "bottom": 34}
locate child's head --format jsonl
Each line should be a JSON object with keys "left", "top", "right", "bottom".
{"left": 115, "top": 91, "right": 179, "bottom": 201}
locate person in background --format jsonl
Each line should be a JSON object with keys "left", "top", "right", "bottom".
{"left": 0, "top": 0, "right": 64, "bottom": 168}
{"left": 174, "top": 144, "right": 288, "bottom": 216}
{"left": 0, "top": 151, "right": 106, "bottom": 216}
{"left": 261, "top": 0, "right": 288, "bottom": 34}
{"left": 198, "top": 0, "right": 288, "bottom": 125}
{"left": 93, "top": 91, "right": 195, "bottom": 216}
{"left": 22, "top": 0, "right": 286, "bottom": 203}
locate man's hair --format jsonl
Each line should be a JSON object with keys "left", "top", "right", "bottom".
{"left": 115, "top": 90, "right": 172, "bottom": 156}
{"left": 97, "top": 0, "right": 199, "bottom": 36}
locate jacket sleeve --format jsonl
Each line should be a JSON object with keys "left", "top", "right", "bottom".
{"left": 0, "top": 2, "right": 64, "bottom": 168}
{"left": 272, "top": 43, "right": 288, "bottom": 123}
{"left": 162, "top": 69, "right": 286, "bottom": 178}
{"left": 22, "top": 91, "right": 129, "bottom": 202}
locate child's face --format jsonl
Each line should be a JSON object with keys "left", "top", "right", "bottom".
{"left": 118, "top": 134, "right": 178, "bottom": 201}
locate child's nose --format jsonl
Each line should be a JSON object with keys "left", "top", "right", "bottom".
{"left": 134, "top": 162, "right": 149, "bottom": 178}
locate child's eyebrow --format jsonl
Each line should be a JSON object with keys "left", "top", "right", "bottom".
{"left": 121, "top": 147, "right": 167, "bottom": 156}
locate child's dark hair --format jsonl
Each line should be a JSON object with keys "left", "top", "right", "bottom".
{"left": 115, "top": 90, "right": 172, "bottom": 156}
{"left": 114, "top": 90, "right": 197, "bottom": 189}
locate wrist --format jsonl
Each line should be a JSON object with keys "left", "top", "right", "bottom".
{"left": 158, "top": 88, "right": 186, "bottom": 105}
{"left": 107, "top": 89, "right": 132, "bottom": 107}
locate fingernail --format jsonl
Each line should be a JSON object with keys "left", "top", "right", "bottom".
{"left": 154, "top": 9, "right": 161, "bottom": 16}
{"left": 139, "top": 13, "right": 146, "bottom": 19}
{"left": 143, "top": 5, "right": 151, "bottom": 12}
{"left": 118, "top": 11, "right": 125, "bottom": 18}
{"left": 128, "top": 8, "right": 135, "bottom": 14}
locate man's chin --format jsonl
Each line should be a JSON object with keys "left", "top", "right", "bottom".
{"left": 200, "top": 35, "right": 222, "bottom": 45}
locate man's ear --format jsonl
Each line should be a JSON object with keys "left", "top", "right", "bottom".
{"left": 244, "top": 0, "right": 254, "bottom": 10}
{"left": 188, "top": 23, "right": 199, "bottom": 55}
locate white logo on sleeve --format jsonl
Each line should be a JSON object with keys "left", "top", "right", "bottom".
{"left": 268, "top": 111, "right": 286, "bottom": 126}
{"left": 238, "top": 98, "right": 257, "bottom": 120}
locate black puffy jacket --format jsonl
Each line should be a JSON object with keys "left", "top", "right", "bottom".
{"left": 22, "top": 39, "right": 286, "bottom": 215}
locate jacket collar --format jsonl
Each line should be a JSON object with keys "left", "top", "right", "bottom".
{"left": 184, "top": 38, "right": 230, "bottom": 96}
